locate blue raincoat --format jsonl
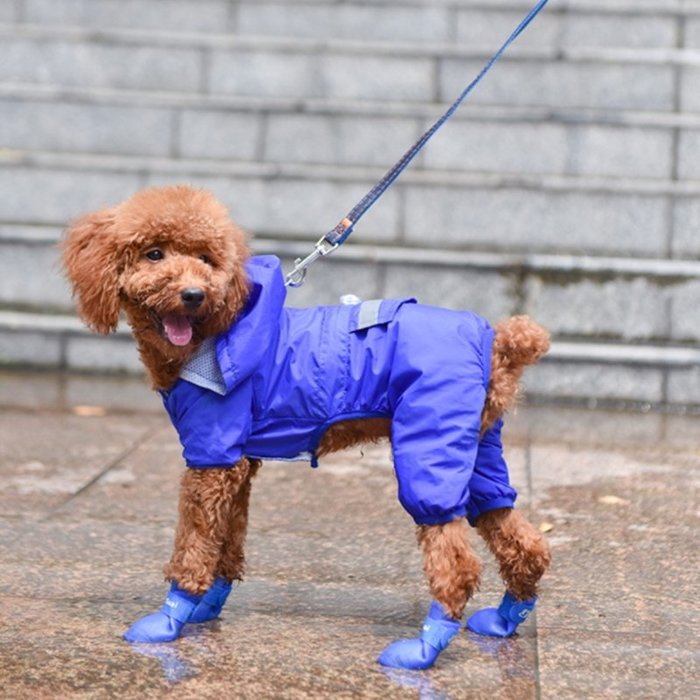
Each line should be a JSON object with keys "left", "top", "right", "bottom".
{"left": 161, "top": 256, "right": 516, "bottom": 526}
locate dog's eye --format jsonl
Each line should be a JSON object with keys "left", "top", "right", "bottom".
{"left": 199, "top": 254, "right": 213, "bottom": 266}
{"left": 145, "top": 249, "right": 164, "bottom": 262}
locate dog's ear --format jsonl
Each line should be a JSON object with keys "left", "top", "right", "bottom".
{"left": 225, "top": 225, "right": 253, "bottom": 319}
{"left": 224, "top": 252, "right": 252, "bottom": 321}
{"left": 62, "top": 208, "right": 122, "bottom": 334}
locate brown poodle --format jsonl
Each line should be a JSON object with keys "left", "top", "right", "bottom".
{"left": 62, "top": 185, "right": 550, "bottom": 670}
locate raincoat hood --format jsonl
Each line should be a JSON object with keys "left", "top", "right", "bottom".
{"left": 215, "top": 256, "right": 286, "bottom": 393}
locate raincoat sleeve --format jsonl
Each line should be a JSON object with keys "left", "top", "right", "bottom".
{"left": 162, "top": 379, "right": 254, "bottom": 468}
{"left": 466, "top": 418, "right": 517, "bottom": 525}
{"left": 386, "top": 305, "right": 495, "bottom": 526}
{"left": 391, "top": 379, "right": 484, "bottom": 526}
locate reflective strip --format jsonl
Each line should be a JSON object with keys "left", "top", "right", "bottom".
{"left": 356, "top": 299, "right": 383, "bottom": 330}
{"left": 419, "top": 618, "right": 460, "bottom": 652}
{"left": 246, "top": 452, "right": 313, "bottom": 464}
{"left": 160, "top": 591, "right": 200, "bottom": 623}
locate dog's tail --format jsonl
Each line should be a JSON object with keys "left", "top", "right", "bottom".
{"left": 481, "top": 315, "right": 550, "bottom": 432}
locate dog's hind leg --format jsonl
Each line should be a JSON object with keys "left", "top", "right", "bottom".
{"left": 378, "top": 518, "right": 481, "bottom": 670}
{"left": 124, "top": 459, "right": 255, "bottom": 643}
{"left": 417, "top": 518, "right": 483, "bottom": 620}
{"left": 467, "top": 507, "right": 551, "bottom": 637}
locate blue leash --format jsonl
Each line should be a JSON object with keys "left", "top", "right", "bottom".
{"left": 285, "top": 0, "right": 550, "bottom": 287}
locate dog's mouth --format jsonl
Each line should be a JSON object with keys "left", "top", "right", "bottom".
{"left": 161, "top": 314, "right": 195, "bottom": 347}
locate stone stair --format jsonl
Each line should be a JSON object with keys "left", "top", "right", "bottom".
{"left": 1, "top": 0, "right": 700, "bottom": 410}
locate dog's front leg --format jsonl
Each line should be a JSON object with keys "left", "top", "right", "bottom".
{"left": 186, "top": 458, "right": 261, "bottom": 625}
{"left": 124, "top": 459, "right": 254, "bottom": 644}
{"left": 214, "top": 458, "right": 260, "bottom": 581}
{"left": 163, "top": 466, "right": 242, "bottom": 593}
{"left": 378, "top": 518, "right": 482, "bottom": 670}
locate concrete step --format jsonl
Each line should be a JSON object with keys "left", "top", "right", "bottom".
{"left": 3, "top": 224, "right": 700, "bottom": 346}
{"left": 0, "top": 23, "right": 692, "bottom": 112}
{"left": 2, "top": 2, "right": 698, "bottom": 408}
{"left": 8, "top": 0, "right": 695, "bottom": 52}
{"left": 2, "top": 307, "right": 699, "bottom": 411}
{"left": 0, "top": 309, "right": 140, "bottom": 374}
{"left": 2, "top": 84, "right": 695, "bottom": 181}
{"left": 1, "top": 150, "right": 697, "bottom": 260}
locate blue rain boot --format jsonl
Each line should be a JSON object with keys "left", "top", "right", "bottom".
{"left": 124, "top": 583, "right": 202, "bottom": 643}
{"left": 466, "top": 591, "right": 537, "bottom": 637}
{"left": 377, "top": 601, "right": 461, "bottom": 671}
{"left": 189, "top": 577, "right": 233, "bottom": 623}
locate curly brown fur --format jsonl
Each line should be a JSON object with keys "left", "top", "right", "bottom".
{"left": 481, "top": 315, "right": 550, "bottom": 432}
{"left": 63, "top": 185, "right": 551, "bottom": 639}
{"left": 475, "top": 508, "right": 551, "bottom": 601}
{"left": 316, "top": 417, "right": 391, "bottom": 456}
{"left": 62, "top": 185, "right": 250, "bottom": 390}
{"left": 164, "top": 458, "right": 259, "bottom": 593}
{"left": 417, "top": 520, "right": 483, "bottom": 619}
{"left": 216, "top": 458, "right": 261, "bottom": 582}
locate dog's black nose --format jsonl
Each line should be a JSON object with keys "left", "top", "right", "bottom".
{"left": 181, "top": 287, "right": 205, "bottom": 310}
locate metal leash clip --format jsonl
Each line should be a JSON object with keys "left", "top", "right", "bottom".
{"left": 285, "top": 218, "right": 353, "bottom": 287}
{"left": 285, "top": 235, "right": 340, "bottom": 287}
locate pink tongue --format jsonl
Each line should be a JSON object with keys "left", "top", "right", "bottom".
{"left": 162, "top": 315, "right": 193, "bottom": 346}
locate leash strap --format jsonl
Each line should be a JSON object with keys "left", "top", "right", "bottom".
{"left": 285, "top": 0, "right": 549, "bottom": 287}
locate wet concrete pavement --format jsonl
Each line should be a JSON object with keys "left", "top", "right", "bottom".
{"left": 0, "top": 371, "right": 698, "bottom": 699}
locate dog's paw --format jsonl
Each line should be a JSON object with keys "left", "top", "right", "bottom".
{"left": 124, "top": 583, "right": 205, "bottom": 644}
{"left": 378, "top": 638, "right": 441, "bottom": 670}
{"left": 124, "top": 611, "right": 184, "bottom": 644}
{"left": 466, "top": 608, "right": 517, "bottom": 637}
{"left": 189, "top": 577, "right": 233, "bottom": 624}
{"left": 377, "top": 601, "right": 460, "bottom": 670}
{"left": 466, "top": 592, "right": 537, "bottom": 638}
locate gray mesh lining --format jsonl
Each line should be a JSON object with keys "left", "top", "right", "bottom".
{"left": 180, "top": 337, "right": 227, "bottom": 395}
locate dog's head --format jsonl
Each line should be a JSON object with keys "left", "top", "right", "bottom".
{"left": 62, "top": 186, "right": 250, "bottom": 353}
